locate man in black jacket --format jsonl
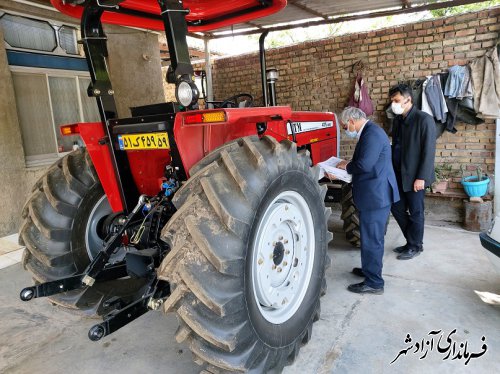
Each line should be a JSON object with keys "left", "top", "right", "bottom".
{"left": 389, "top": 84, "right": 436, "bottom": 260}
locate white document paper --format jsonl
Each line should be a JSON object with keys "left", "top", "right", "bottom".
{"left": 317, "top": 156, "right": 352, "bottom": 183}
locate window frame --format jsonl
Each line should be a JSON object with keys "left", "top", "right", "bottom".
{"left": 0, "top": 11, "right": 82, "bottom": 58}
{"left": 10, "top": 65, "right": 98, "bottom": 168}
{"left": 57, "top": 25, "right": 79, "bottom": 56}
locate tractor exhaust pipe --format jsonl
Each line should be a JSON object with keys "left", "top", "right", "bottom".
{"left": 259, "top": 31, "right": 279, "bottom": 107}
{"left": 259, "top": 31, "right": 269, "bottom": 107}
{"left": 266, "top": 68, "right": 278, "bottom": 106}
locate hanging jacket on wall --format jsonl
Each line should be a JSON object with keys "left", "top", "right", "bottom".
{"left": 471, "top": 45, "right": 500, "bottom": 119}
{"left": 439, "top": 72, "right": 484, "bottom": 133}
{"left": 444, "top": 65, "right": 473, "bottom": 99}
{"left": 423, "top": 75, "right": 448, "bottom": 123}
{"left": 348, "top": 73, "right": 374, "bottom": 116}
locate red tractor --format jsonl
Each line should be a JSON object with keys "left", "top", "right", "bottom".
{"left": 19, "top": 0, "right": 358, "bottom": 372}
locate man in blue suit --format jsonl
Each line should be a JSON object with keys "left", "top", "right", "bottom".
{"left": 336, "top": 107, "right": 399, "bottom": 294}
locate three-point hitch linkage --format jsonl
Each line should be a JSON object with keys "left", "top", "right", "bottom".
{"left": 20, "top": 191, "right": 173, "bottom": 341}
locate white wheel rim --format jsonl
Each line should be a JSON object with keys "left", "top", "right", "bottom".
{"left": 251, "top": 190, "right": 315, "bottom": 324}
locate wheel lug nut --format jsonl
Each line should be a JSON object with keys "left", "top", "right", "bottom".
{"left": 284, "top": 239, "right": 288, "bottom": 244}
{"left": 258, "top": 258, "right": 263, "bottom": 265}
{"left": 279, "top": 236, "right": 283, "bottom": 240}
{"left": 283, "top": 261, "right": 288, "bottom": 266}
{"left": 277, "top": 267, "right": 282, "bottom": 273}
{"left": 285, "top": 205, "right": 289, "bottom": 211}
{"left": 285, "top": 250, "right": 290, "bottom": 255}
{"left": 272, "top": 264, "right": 276, "bottom": 270}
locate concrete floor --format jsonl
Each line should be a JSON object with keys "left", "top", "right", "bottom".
{"left": 1, "top": 215, "right": 499, "bottom": 374}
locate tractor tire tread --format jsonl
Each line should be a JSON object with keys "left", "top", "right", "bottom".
{"left": 158, "top": 136, "right": 331, "bottom": 373}
{"left": 341, "top": 183, "right": 361, "bottom": 248}
{"left": 20, "top": 149, "right": 137, "bottom": 316}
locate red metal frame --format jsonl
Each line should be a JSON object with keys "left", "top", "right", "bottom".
{"left": 70, "top": 107, "right": 337, "bottom": 212}
{"left": 78, "top": 123, "right": 172, "bottom": 212}
{"left": 174, "top": 107, "right": 337, "bottom": 176}
{"left": 126, "top": 150, "right": 172, "bottom": 196}
{"left": 174, "top": 107, "right": 291, "bottom": 176}
{"left": 288, "top": 111, "right": 338, "bottom": 164}
{"left": 78, "top": 122, "right": 125, "bottom": 212}
{"left": 50, "top": 0, "right": 287, "bottom": 33}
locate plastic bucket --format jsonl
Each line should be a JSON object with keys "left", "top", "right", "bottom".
{"left": 461, "top": 176, "right": 490, "bottom": 197}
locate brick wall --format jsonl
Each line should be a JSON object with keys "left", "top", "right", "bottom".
{"left": 198, "top": 7, "right": 500, "bottom": 192}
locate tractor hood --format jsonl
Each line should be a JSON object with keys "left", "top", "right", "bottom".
{"left": 50, "top": 0, "right": 287, "bottom": 33}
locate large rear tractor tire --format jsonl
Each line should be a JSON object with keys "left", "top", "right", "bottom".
{"left": 158, "top": 136, "right": 332, "bottom": 373}
{"left": 341, "top": 183, "right": 360, "bottom": 248}
{"left": 20, "top": 149, "right": 145, "bottom": 316}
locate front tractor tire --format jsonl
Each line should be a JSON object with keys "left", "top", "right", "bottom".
{"left": 20, "top": 149, "right": 144, "bottom": 316}
{"left": 158, "top": 136, "right": 332, "bottom": 373}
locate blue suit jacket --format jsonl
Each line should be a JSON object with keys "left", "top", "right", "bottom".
{"left": 346, "top": 121, "right": 400, "bottom": 211}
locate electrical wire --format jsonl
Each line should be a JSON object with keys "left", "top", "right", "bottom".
{"left": 130, "top": 197, "right": 166, "bottom": 244}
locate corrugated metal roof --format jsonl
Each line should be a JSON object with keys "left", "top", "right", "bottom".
{"left": 204, "top": 0, "right": 489, "bottom": 37}
{"left": 32, "top": 0, "right": 491, "bottom": 37}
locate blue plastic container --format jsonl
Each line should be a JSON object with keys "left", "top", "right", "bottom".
{"left": 461, "top": 176, "right": 490, "bottom": 197}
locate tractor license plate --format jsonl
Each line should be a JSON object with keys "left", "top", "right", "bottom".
{"left": 118, "top": 132, "right": 170, "bottom": 150}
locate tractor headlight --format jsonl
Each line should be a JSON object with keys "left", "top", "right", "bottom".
{"left": 176, "top": 79, "right": 199, "bottom": 107}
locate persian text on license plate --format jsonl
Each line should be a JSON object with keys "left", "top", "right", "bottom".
{"left": 118, "top": 132, "right": 170, "bottom": 150}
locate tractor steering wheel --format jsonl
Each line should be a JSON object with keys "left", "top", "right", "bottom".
{"left": 219, "top": 93, "right": 254, "bottom": 108}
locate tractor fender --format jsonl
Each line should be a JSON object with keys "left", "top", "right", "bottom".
{"left": 78, "top": 122, "right": 124, "bottom": 212}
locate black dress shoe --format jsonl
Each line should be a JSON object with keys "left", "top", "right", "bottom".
{"left": 352, "top": 267, "right": 365, "bottom": 277}
{"left": 393, "top": 245, "right": 407, "bottom": 253}
{"left": 397, "top": 248, "right": 421, "bottom": 260}
{"left": 347, "top": 282, "right": 384, "bottom": 295}
{"left": 394, "top": 245, "right": 424, "bottom": 254}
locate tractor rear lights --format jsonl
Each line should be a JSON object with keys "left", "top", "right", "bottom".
{"left": 184, "top": 111, "right": 226, "bottom": 124}
{"left": 201, "top": 111, "right": 226, "bottom": 123}
{"left": 175, "top": 78, "right": 199, "bottom": 108}
{"left": 60, "top": 124, "right": 80, "bottom": 136}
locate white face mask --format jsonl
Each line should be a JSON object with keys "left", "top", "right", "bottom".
{"left": 345, "top": 128, "right": 358, "bottom": 139}
{"left": 344, "top": 121, "right": 358, "bottom": 138}
{"left": 391, "top": 102, "right": 405, "bottom": 115}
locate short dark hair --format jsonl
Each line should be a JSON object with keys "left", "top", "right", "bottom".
{"left": 389, "top": 84, "right": 413, "bottom": 102}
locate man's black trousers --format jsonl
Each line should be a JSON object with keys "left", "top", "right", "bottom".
{"left": 390, "top": 173, "right": 425, "bottom": 251}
